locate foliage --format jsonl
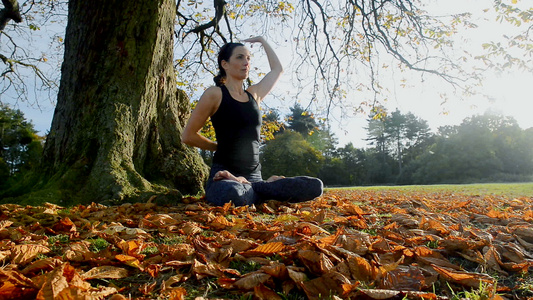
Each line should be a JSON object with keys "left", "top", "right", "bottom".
{"left": 0, "top": 103, "right": 43, "bottom": 189}
{"left": 286, "top": 104, "right": 318, "bottom": 137}
{"left": 261, "top": 130, "right": 324, "bottom": 179}
{"left": 1, "top": 188, "right": 532, "bottom": 299}
{"left": 409, "top": 113, "right": 533, "bottom": 184}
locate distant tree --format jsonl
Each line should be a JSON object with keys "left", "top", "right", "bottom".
{"left": 411, "top": 113, "right": 533, "bottom": 184}
{"left": 0, "top": 104, "right": 43, "bottom": 189}
{"left": 366, "top": 110, "right": 431, "bottom": 179}
{"left": 307, "top": 123, "right": 338, "bottom": 159}
{"left": 286, "top": 104, "right": 318, "bottom": 137}
{"left": 365, "top": 115, "right": 388, "bottom": 160}
{"left": 385, "top": 110, "right": 431, "bottom": 176}
{"left": 260, "top": 130, "right": 323, "bottom": 179}
{"left": 335, "top": 142, "right": 367, "bottom": 186}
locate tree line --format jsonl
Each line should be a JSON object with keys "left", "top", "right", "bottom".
{"left": 2, "top": 103, "right": 532, "bottom": 195}
{"left": 259, "top": 105, "right": 533, "bottom": 186}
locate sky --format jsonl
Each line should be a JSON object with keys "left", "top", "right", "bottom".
{"left": 4, "top": 0, "right": 532, "bottom": 149}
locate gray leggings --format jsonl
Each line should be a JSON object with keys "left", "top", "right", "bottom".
{"left": 205, "top": 164, "right": 323, "bottom": 206}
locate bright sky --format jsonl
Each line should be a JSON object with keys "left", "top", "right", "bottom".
{"left": 330, "top": 0, "right": 533, "bottom": 147}
{"left": 5, "top": 0, "right": 532, "bottom": 149}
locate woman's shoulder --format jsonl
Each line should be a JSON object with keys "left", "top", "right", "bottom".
{"left": 203, "top": 85, "right": 223, "bottom": 96}
{"left": 200, "top": 86, "right": 224, "bottom": 103}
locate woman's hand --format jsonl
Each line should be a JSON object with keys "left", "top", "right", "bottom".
{"left": 214, "top": 170, "right": 250, "bottom": 184}
{"left": 243, "top": 36, "right": 265, "bottom": 44}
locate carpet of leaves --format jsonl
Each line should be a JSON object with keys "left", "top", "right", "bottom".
{"left": 1, "top": 189, "right": 533, "bottom": 300}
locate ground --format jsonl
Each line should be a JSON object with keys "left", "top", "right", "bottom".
{"left": 1, "top": 183, "right": 533, "bottom": 300}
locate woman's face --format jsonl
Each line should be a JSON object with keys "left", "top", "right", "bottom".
{"left": 222, "top": 46, "right": 251, "bottom": 80}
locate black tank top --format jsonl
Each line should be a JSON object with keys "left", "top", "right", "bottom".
{"left": 211, "top": 85, "right": 261, "bottom": 175}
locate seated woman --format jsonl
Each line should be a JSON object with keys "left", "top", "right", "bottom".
{"left": 181, "top": 36, "right": 323, "bottom": 206}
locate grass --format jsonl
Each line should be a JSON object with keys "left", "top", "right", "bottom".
{"left": 330, "top": 182, "right": 533, "bottom": 198}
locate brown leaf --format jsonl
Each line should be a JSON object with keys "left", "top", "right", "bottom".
{"left": 35, "top": 263, "right": 70, "bottom": 300}
{"left": 191, "top": 259, "right": 224, "bottom": 280}
{"left": 234, "top": 272, "right": 271, "bottom": 290}
{"left": 11, "top": 244, "right": 50, "bottom": 265}
{"left": 483, "top": 246, "right": 508, "bottom": 276}
{"left": 64, "top": 242, "right": 92, "bottom": 262}
{"left": 380, "top": 265, "right": 426, "bottom": 291}
{"left": 179, "top": 221, "right": 203, "bottom": 235}
{"left": 431, "top": 264, "right": 494, "bottom": 288}
{"left": 0, "top": 220, "right": 13, "bottom": 230}
{"left": 227, "top": 238, "right": 257, "bottom": 252}
{"left": 261, "top": 261, "right": 289, "bottom": 279}
{"left": 21, "top": 258, "right": 63, "bottom": 276}
{"left": 81, "top": 266, "right": 129, "bottom": 280}
{"left": 287, "top": 266, "right": 308, "bottom": 286}
{"left": 302, "top": 271, "right": 351, "bottom": 300}
{"left": 0, "top": 269, "right": 37, "bottom": 289}
{"left": 254, "top": 284, "right": 282, "bottom": 300}
{"left": 297, "top": 250, "right": 334, "bottom": 275}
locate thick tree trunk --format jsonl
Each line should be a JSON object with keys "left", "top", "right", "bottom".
{"left": 41, "top": 0, "right": 207, "bottom": 203}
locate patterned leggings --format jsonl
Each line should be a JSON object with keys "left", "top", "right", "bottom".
{"left": 205, "top": 164, "right": 323, "bottom": 207}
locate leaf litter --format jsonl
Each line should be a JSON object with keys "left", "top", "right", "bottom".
{"left": 0, "top": 190, "right": 533, "bottom": 299}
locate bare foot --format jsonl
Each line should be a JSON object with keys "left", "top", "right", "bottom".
{"left": 214, "top": 170, "right": 250, "bottom": 184}
{"left": 266, "top": 175, "right": 285, "bottom": 182}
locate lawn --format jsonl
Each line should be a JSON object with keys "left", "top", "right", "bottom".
{"left": 0, "top": 183, "right": 532, "bottom": 299}
{"left": 334, "top": 182, "right": 533, "bottom": 198}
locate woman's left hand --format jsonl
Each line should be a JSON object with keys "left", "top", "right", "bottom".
{"left": 243, "top": 36, "right": 265, "bottom": 44}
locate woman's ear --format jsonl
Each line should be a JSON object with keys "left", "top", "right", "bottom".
{"left": 221, "top": 59, "right": 229, "bottom": 71}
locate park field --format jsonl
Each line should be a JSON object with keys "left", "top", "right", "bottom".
{"left": 334, "top": 182, "right": 533, "bottom": 198}
{"left": 0, "top": 183, "right": 532, "bottom": 299}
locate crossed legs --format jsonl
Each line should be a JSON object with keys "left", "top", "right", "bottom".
{"left": 206, "top": 169, "right": 323, "bottom": 207}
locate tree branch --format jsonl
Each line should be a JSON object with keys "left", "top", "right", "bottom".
{"left": 0, "top": 0, "right": 22, "bottom": 31}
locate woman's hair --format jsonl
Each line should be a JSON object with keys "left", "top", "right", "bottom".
{"left": 213, "top": 42, "right": 245, "bottom": 86}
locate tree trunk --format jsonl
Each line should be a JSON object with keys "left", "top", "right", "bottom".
{"left": 41, "top": 0, "right": 207, "bottom": 203}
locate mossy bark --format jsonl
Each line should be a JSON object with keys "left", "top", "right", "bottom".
{"left": 40, "top": 0, "right": 207, "bottom": 204}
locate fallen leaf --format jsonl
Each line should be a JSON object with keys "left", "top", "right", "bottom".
{"left": 81, "top": 266, "right": 129, "bottom": 280}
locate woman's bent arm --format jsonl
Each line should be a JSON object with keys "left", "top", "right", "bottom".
{"left": 181, "top": 87, "right": 221, "bottom": 151}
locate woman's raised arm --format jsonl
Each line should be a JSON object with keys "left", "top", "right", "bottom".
{"left": 244, "top": 36, "right": 283, "bottom": 103}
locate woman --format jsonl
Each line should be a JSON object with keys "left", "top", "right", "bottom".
{"left": 182, "top": 36, "right": 323, "bottom": 206}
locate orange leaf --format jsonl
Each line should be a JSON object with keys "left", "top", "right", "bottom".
{"left": 165, "top": 287, "right": 187, "bottom": 300}
{"left": 431, "top": 264, "right": 494, "bottom": 288}
{"left": 241, "top": 242, "right": 285, "bottom": 257}
{"left": 346, "top": 255, "right": 376, "bottom": 282}
{"left": 115, "top": 254, "right": 142, "bottom": 269}
{"left": 209, "top": 215, "right": 234, "bottom": 230}
{"left": 52, "top": 217, "right": 76, "bottom": 233}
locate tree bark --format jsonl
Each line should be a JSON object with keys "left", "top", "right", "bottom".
{"left": 42, "top": 0, "right": 207, "bottom": 203}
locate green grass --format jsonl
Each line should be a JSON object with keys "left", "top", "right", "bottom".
{"left": 329, "top": 182, "right": 533, "bottom": 198}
